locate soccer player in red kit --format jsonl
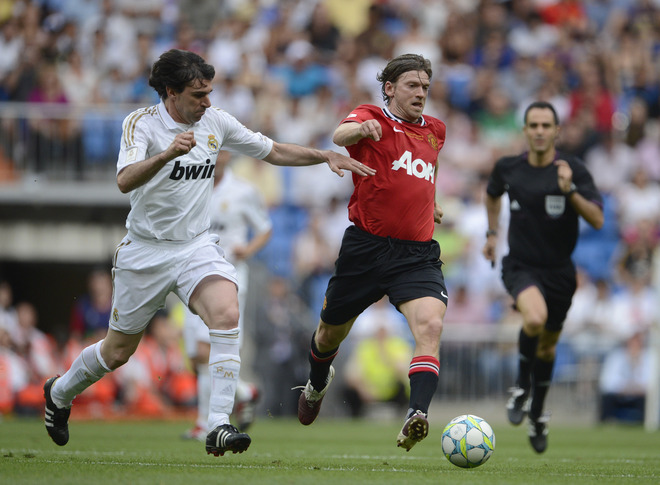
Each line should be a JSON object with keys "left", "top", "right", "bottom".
{"left": 295, "top": 54, "right": 448, "bottom": 452}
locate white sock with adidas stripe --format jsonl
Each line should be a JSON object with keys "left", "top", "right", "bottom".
{"left": 52, "top": 340, "right": 111, "bottom": 408}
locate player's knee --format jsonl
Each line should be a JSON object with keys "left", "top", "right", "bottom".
{"left": 103, "top": 347, "right": 133, "bottom": 369}
{"left": 524, "top": 311, "right": 547, "bottom": 333}
{"left": 224, "top": 306, "right": 240, "bottom": 328}
{"left": 415, "top": 316, "right": 443, "bottom": 347}
{"left": 428, "top": 317, "right": 443, "bottom": 341}
{"left": 315, "top": 324, "right": 347, "bottom": 351}
{"left": 206, "top": 306, "right": 239, "bottom": 330}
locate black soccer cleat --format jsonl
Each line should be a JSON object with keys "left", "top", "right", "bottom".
{"left": 506, "top": 386, "right": 530, "bottom": 426}
{"left": 44, "top": 376, "right": 71, "bottom": 446}
{"left": 206, "top": 424, "right": 251, "bottom": 456}
{"left": 528, "top": 415, "right": 549, "bottom": 453}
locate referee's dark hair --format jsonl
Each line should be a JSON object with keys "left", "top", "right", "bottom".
{"left": 378, "top": 54, "right": 432, "bottom": 105}
{"left": 523, "top": 101, "right": 560, "bottom": 125}
{"left": 149, "top": 49, "right": 215, "bottom": 100}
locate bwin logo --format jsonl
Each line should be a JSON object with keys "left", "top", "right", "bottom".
{"left": 169, "top": 159, "right": 215, "bottom": 180}
{"left": 392, "top": 150, "right": 434, "bottom": 183}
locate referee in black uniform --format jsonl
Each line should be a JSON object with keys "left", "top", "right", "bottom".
{"left": 482, "top": 101, "right": 604, "bottom": 453}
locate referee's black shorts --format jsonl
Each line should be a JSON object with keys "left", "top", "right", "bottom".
{"left": 320, "top": 225, "right": 448, "bottom": 325}
{"left": 501, "top": 255, "right": 577, "bottom": 332}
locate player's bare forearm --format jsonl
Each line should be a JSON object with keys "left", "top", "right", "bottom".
{"left": 117, "top": 151, "right": 172, "bottom": 193}
{"left": 484, "top": 194, "right": 501, "bottom": 233}
{"left": 483, "top": 194, "right": 501, "bottom": 267}
{"left": 569, "top": 193, "right": 604, "bottom": 230}
{"left": 332, "top": 122, "right": 365, "bottom": 146}
{"left": 264, "top": 142, "right": 324, "bottom": 167}
{"left": 333, "top": 120, "right": 382, "bottom": 146}
{"left": 264, "top": 142, "right": 376, "bottom": 177}
{"left": 117, "top": 131, "right": 196, "bottom": 193}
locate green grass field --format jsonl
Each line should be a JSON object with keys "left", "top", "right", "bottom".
{"left": 1, "top": 416, "right": 658, "bottom": 485}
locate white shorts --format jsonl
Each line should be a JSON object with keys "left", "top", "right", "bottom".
{"left": 182, "top": 304, "right": 209, "bottom": 357}
{"left": 182, "top": 260, "right": 248, "bottom": 357}
{"left": 110, "top": 232, "right": 238, "bottom": 335}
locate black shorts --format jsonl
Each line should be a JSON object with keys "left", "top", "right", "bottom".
{"left": 501, "top": 255, "right": 577, "bottom": 332}
{"left": 320, "top": 225, "right": 448, "bottom": 325}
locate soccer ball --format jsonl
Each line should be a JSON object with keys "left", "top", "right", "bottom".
{"left": 441, "top": 414, "right": 495, "bottom": 468}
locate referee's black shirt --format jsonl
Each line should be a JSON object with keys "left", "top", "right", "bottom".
{"left": 486, "top": 151, "right": 603, "bottom": 267}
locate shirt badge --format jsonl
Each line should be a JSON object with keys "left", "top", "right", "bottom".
{"left": 545, "top": 195, "right": 565, "bottom": 218}
{"left": 208, "top": 134, "right": 219, "bottom": 151}
{"left": 427, "top": 133, "right": 439, "bottom": 150}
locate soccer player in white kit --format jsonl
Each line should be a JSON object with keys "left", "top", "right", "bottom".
{"left": 43, "top": 49, "right": 376, "bottom": 456}
{"left": 181, "top": 150, "right": 272, "bottom": 440}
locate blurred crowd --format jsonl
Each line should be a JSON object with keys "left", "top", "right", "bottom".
{"left": 1, "top": 0, "right": 659, "bottom": 422}
{"left": 0, "top": 271, "right": 198, "bottom": 418}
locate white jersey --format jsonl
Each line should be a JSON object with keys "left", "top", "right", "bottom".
{"left": 210, "top": 168, "right": 272, "bottom": 262}
{"left": 117, "top": 101, "right": 273, "bottom": 241}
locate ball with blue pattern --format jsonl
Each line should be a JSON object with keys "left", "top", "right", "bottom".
{"left": 441, "top": 414, "right": 495, "bottom": 468}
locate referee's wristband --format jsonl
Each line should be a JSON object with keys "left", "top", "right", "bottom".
{"left": 486, "top": 229, "right": 498, "bottom": 238}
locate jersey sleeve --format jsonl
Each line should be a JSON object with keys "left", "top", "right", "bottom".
{"left": 216, "top": 110, "right": 273, "bottom": 160}
{"left": 339, "top": 104, "right": 376, "bottom": 125}
{"left": 117, "top": 111, "right": 151, "bottom": 174}
{"left": 486, "top": 159, "right": 506, "bottom": 197}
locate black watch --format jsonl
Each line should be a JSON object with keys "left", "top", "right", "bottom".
{"left": 564, "top": 182, "right": 577, "bottom": 196}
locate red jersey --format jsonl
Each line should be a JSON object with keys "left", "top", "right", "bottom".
{"left": 341, "top": 104, "right": 446, "bottom": 241}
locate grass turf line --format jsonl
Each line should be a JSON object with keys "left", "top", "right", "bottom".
{"left": 1, "top": 417, "right": 658, "bottom": 485}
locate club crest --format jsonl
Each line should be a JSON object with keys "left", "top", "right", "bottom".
{"left": 545, "top": 195, "right": 565, "bottom": 217}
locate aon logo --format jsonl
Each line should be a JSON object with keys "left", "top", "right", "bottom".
{"left": 392, "top": 151, "right": 434, "bottom": 182}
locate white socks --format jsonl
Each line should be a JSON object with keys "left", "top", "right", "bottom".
{"left": 196, "top": 364, "right": 210, "bottom": 431}
{"left": 52, "top": 340, "right": 111, "bottom": 408}
{"left": 208, "top": 327, "right": 240, "bottom": 430}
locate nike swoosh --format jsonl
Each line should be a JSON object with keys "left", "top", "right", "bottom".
{"left": 441, "top": 291, "right": 448, "bottom": 299}
{"left": 393, "top": 127, "right": 404, "bottom": 133}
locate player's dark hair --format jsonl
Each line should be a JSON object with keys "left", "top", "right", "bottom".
{"left": 377, "top": 54, "right": 432, "bottom": 105}
{"left": 523, "top": 101, "right": 559, "bottom": 125}
{"left": 149, "top": 49, "right": 215, "bottom": 100}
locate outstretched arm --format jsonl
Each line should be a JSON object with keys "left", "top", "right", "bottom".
{"left": 263, "top": 141, "right": 376, "bottom": 178}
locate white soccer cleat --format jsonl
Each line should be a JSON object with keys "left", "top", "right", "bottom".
{"left": 397, "top": 410, "right": 429, "bottom": 451}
